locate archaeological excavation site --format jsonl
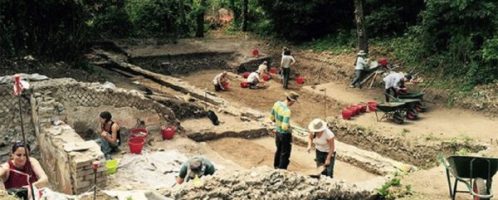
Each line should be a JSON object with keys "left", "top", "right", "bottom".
{"left": 1, "top": 35, "right": 497, "bottom": 200}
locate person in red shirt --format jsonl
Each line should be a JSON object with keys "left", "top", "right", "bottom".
{"left": 0, "top": 141, "right": 48, "bottom": 190}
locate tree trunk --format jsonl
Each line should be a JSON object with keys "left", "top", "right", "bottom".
{"left": 195, "top": 0, "right": 207, "bottom": 37}
{"left": 354, "top": 0, "right": 368, "bottom": 53}
{"left": 229, "top": 0, "right": 238, "bottom": 22}
{"left": 241, "top": 0, "right": 248, "bottom": 31}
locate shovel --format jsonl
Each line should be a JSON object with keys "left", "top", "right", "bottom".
{"left": 307, "top": 165, "right": 326, "bottom": 179}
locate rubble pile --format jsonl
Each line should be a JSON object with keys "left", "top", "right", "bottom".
{"left": 165, "top": 167, "right": 373, "bottom": 200}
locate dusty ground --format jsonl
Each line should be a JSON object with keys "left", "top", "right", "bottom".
{"left": 98, "top": 31, "right": 498, "bottom": 199}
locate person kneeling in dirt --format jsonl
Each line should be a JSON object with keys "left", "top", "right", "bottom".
{"left": 0, "top": 142, "right": 48, "bottom": 199}
{"left": 306, "top": 118, "right": 336, "bottom": 178}
{"left": 176, "top": 157, "right": 216, "bottom": 185}
{"left": 383, "top": 72, "right": 412, "bottom": 102}
{"left": 96, "top": 111, "right": 121, "bottom": 159}
{"left": 212, "top": 71, "right": 229, "bottom": 92}
{"left": 257, "top": 61, "right": 269, "bottom": 78}
{"left": 246, "top": 71, "right": 266, "bottom": 89}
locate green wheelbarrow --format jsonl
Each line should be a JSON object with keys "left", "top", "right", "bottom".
{"left": 375, "top": 102, "right": 407, "bottom": 124}
{"left": 439, "top": 155, "right": 498, "bottom": 200}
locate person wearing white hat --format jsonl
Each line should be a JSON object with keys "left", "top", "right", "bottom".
{"left": 350, "top": 50, "right": 369, "bottom": 88}
{"left": 306, "top": 118, "right": 336, "bottom": 178}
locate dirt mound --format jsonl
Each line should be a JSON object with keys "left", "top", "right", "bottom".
{"left": 164, "top": 167, "right": 374, "bottom": 200}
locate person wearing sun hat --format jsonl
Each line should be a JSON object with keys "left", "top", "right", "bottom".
{"left": 350, "top": 50, "right": 370, "bottom": 88}
{"left": 306, "top": 118, "right": 336, "bottom": 178}
{"left": 270, "top": 91, "right": 299, "bottom": 170}
{"left": 176, "top": 156, "right": 216, "bottom": 185}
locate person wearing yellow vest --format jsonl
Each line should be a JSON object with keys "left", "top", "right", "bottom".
{"left": 270, "top": 91, "right": 299, "bottom": 169}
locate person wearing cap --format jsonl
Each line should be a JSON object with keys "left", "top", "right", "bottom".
{"left": 281, "top": 48, "right": 296, "bottom": 89}
{"left": 306, "top": 118, "right": 336, "bottom": 178}
{"left": 270, "top": 91, "right": 299, "bottom": 169}
{"left": 350, "top": 50, "right": 369, "bottom": 88}
{"left": 0, "top": 142, "right": 48, "bottom": 195}
{"left": 212, "top": 71, "right": 229, "bottom": 92}
{"left": 176, "top": 157, "right": 216, "bottom": 184}
{"left": 383, "top": 72, "right": 413, "bottom": 102}
{"left": 96, "top": 111, "right": 121, "bottom": 159}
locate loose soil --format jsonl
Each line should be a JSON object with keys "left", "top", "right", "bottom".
{"left": 100, "top": 32, "right": 498, "bottom": 199}
{"left": 206, "top": 137, "right": 378, "bottom": 183}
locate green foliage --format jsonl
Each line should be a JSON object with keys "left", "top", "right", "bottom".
{"left": 410, "top": 0, "right": 498, "bottom": 87}
{"left": 364, "top": 0, "right": 425, "bottom": 38}
{"left": 377, "top": 177, "right": 401, "bottom": 199}
{"left": 256, "top": 0, "right": 354, "bottom": 41}
{"left": 92, "top": 4, "right": 132, "bottom": 38}
{"left": 0, "top": 0, "right": 92, "bottom": 59}
{"left": 301, "top": 30, "right": 356, "bottom": 54}
{"left": 126, "top": 0, "right": 193, "bottom": 38}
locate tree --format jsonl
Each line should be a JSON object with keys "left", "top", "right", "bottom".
{"left": 354, "top": 0, "right": 368, "bottom": 52}
{"left": 195, "top": 0, "right": 207, "bottom": 37}
{"left": 241, "top": 0, "right": 248, "bottom": 31}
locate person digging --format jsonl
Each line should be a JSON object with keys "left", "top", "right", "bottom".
{"left": 306, "top": 118, "right": 336, "bottom": 178}
{"left": 176, "top": 157, "right": 216, "bottom": 185}
{"left": 382, "top": 72, "right": 412, "bottom": 102}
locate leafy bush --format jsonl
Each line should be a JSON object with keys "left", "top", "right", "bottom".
{"left": 92, "top": 5, "right": 132, "bottom": 38}
{"left": 126, "top": 0, "right": 194, "bottom": 37}
{"left": 256, "top": 0, "right": 354, "bottom": 41}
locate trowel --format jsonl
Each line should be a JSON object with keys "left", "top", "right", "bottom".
{"left": 306, "top": 165, "right": 326, "bottom": 179}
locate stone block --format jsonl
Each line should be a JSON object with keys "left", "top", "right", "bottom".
{"left": 74, "top": 180, "right": 92, "bottom": 189}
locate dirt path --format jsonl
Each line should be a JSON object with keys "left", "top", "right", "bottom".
{"left": 304, "top": 82, "right": 498, "bottom": 142}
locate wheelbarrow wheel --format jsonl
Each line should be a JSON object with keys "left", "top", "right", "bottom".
{"left": 473, "top": 178, "right": 490, "bottom": 200}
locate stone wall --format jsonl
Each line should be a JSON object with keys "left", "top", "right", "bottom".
{"left": 162, "top": 166, "right": 375, "bottom": 200}
{"left": 29, "top": 78, "right": 179, "bottom": 194}
{"left": 0, "top": 84, "right": 35, "bottom": 162}
{"left": 37, "top": 125, "right": 106, "bottom": 194}
{"left": 129, "top": 52, "right": 234, "bottom": 75}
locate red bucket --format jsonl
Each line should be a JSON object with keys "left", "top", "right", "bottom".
{"left": 346, "top": 106, "right": 357, "bottom": 116}
{"left": 252, "top": 49, "right": 260, "bottom": 57}
{"left": 240, "top": 82, "right": 249, "bottom": 88}
{"left": 161, "top": 126, "right": 176, "bottom": 140}
{"left": 367, "top": 101, "right": 377, "bottom": 112}
{"left": 129, "top": 128, "right": 148, "bottom": 140}
{"left": 242, "top": 72, "right": 250, "bottom": 79}
{"left": 128, "top": 137, "right": 145, "bottom": 154}
{"left": 222, "top": 82, "right": 230, "bottom": 90}
{"left": 358, "top": 104, "right": 367, "bottom": 113}
{"left": 342, "top": 109, "right": 353, "bottom": 120}
{"left": 270, "top": 67, "right": 278, "bottom": 74}
{"left": 295, "top": 76, "right": 305, "bottom": 84}
{"left": 263, "top": 74, "right": 270, "bottom": 81}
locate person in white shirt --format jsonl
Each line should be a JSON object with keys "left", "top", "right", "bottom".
{"left": 257, "top": 61, "right": 269, "bottom": 77}
{"left": 306, "top": 118, "right": 336, "bottom": 178}
{"left": 246, "top": 71, "right": 263, "bottom": 89}
{"left": 383, "top": 72, "right": 412, "bottom": 102}
{"left": 350, "top": 50, "right": 369, "bottom": 88}
{"left": 212, "top": 71, "right": 229, "bottom": 91}
{"left": 280, "top": 48, "right": 296, "bottom": 89}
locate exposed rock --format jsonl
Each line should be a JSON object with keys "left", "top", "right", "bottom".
{"left": 163, "top": 167, "right": 374, "bottom": 200}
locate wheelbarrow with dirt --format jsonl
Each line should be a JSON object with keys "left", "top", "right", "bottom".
{"left": 375, "top": 102, "right": 407, "bottom": 124}
{"left": 439, "top": 155, "right": 498, "bottom": 200}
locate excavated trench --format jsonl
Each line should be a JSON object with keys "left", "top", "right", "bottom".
{"left": 87, "top": 47, "right": 490, "bottom": 198}
{"left": 122, "top": 51, "right": 488, "bottom": 168}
